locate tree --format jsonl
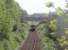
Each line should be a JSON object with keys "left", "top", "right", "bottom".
{"left": 42, "top": 1, "right": 68, "bottom": 50}
{"left": 0, "top": 0, "right": 27, "bottom": 50}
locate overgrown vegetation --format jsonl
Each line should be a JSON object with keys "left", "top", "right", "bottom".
{"left": 0, "top": 0, "right": 28, "bottom": 50}
{"left": 37, "top": 1, "right": 68, "bottom": 50}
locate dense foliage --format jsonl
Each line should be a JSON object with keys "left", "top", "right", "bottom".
{"left": 37, "top": 2, "right": 68, "bottom": 50}
{"left": 37, "top": 12, "right": 68, "bottom": 50}
{"left": 0, "top": 0, "right": 28, "bottom": 50}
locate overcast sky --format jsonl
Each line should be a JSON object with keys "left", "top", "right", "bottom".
{"left": 15, "top": 0, "right": 66, "bottom": 15}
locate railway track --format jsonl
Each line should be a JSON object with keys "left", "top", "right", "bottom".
{"left": 20, "top": 31, "right": 40, "bottom": 50}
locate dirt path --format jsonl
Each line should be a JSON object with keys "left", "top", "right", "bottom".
{"left": 20, "top": 31, "right": 40, "bottom": 50}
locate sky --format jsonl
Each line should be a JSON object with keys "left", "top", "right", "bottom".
{"left": 15, "top": 0, "right": 66, "bottom": 15}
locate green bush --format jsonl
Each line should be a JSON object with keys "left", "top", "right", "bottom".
{"left": 0, "top": 0, "right": 27, "bottom": 50}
